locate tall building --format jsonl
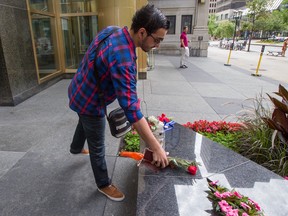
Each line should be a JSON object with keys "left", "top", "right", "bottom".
{"left": 209, "top": 0, "right": 217, "bottom": 14}
{"left": 216, "top": 0, "right": 246, "bottom": 21}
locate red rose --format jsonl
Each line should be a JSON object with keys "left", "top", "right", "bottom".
{"left": 187, "top": 165, "right": 197, "bottom": 175}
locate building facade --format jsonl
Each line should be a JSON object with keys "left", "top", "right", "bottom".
{"left": 0, "top": 0, "right": 208, "bottom": 106}
{"left": 209, "top": 0, "right": 217, "bottom": 14}
{"left": 149, "top": 0, "right": 209, "bottom": 56}
{"left": 216, "top": 0, "right": 246, "bottom": 21}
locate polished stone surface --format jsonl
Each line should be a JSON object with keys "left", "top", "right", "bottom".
{"left": 0, "top": 1, "right": 38, "bottom": 105}
{"left": 137, "top": 123, "right": 288, "bottom": 216}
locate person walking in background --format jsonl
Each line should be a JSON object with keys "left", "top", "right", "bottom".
{"left": 281, "top": 38, "right": 287, "bottom": 57}
{"left": 180, "top": 26, "right": 189, "bottom": 68}
{"left": 68, "top": 4, "right": 170, "bottom": 202}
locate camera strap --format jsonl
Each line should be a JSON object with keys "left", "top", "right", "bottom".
{"left": 94, "top": 27, "right": 119, "bottom": 117}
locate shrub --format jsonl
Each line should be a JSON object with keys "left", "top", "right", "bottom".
{"left": 123, "top": 130, "right": 140, "bottom": 152}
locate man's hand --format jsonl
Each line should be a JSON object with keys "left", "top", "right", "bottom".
{"left": 133, "top": 117, "right": 169, "bottom": 168}
{"left": 151, "top": 147, "right": 169, "bottom": 168}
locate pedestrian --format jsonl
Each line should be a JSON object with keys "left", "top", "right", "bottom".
{"left": 68, "top": 4, "right": 170, "bottom": 202}
{"left": 281, "top": 38, "right": 287, "bottom": 57}
{"left": 180, "top": 26, "right": 189, "bottom": 68}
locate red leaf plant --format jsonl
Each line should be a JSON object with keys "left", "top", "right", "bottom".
{"left": 183, "top": 120, "right": 244, "bottom": 134}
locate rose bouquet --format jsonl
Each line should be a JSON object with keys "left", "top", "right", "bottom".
{"left": 147, "top": 113, "right": 171, "bottom": 149}
{"left": 147, "top": 115, "right": 164, "bottom": 132}
{"left": 206, "top": 178, "right": 265, "bottom": 216}
{"left": 147, "top": 113, "right": 174, "bottom": 132}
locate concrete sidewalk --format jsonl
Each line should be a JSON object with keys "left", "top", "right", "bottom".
{"left": 0, "top": 52, "right": 286, "bottom": 216}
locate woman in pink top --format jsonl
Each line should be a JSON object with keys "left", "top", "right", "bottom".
{"left": 180, "top": 26, "right": 189, "bottom": 68}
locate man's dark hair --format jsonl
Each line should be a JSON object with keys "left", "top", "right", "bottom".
{"left": 131, "top": 4, "right": 170, "bottom": 34}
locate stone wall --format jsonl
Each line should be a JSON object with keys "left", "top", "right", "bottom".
{"left": 149, "top": 0, "right": 209, "bottom": 57}
{"left": 0, "top": 0, "right": 38, "bottom": 105}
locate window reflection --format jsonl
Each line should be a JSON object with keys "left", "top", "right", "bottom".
{"left": 60, "top": 0, "right": 97, "bottom": 13}
{"left": 62, "top": 16, "right": 97, "bottom": 69}
{"left": 181, "top": 15, "right": 192, "bottom": 34}
{"left": 29, "top": 0, "right": 53, "bottom": 12}
{"left": 166, "top": 16, "right": 176, "bottom": 34}
{"left": 32, "top": 14, "right": 58, "bottom": 78}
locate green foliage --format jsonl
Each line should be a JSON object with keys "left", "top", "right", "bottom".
{"left": 214, "top": 21, "right": 234, "bottom": 39}
{"left": 208, "top": 15, "right": 218, "bottom": 36}
{"left": 241, "top": 21, "right": 252, "bottom": 32}
{"left": 269, "top": 10, "right": 287, "bottom": 32}
{"left": 246, "top": 0, "right": 270, "bottom": 17}
{"left": 280, "top": 0, "right": 288, "bottom": 25}
{"left": 123, "top": 130, "right": 140, "bottom": 152}
{"left": 236, "top": 91, "right": 288, "bottom": 177}
{"left": 201, "top": 131, "right": 242, "bottom": 152}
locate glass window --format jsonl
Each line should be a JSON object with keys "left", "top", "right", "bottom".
{"left": 166, "top": 16, "right": 176, "bottom": 34}
{"left": 29, "top": 0, "right": 53, "bottom": 13}
{"left": 61, "top": 16, "right": 98, "bottom": 69}
{"left": 60, "top": 0, "right": 97, "bottom": 13}
{"left": 31, "top": 14, "right": 59, "bottom": 78}
{"left": 181, "top": 15, "right": 192, "bottom": 34}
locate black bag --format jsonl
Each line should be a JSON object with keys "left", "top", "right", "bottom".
{"left": 94, "top": 28, "right": 131, "bottom": 138}
{"left": 107, "top": 107, "right": 131, "bottom": 138}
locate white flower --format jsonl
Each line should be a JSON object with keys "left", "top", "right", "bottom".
{"left": 147, "top": 116, "right": 158, "bottom": 125}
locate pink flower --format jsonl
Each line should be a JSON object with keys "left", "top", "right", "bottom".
{"left": 240, "top": 202, "right": 251, "bottom": 210}
{"left": 214, "top": 191, "right": 222, "bottom": 199}
{"left": 209, "top": 180, "right": 219, "bottom": 187}
{"left": 218, "top": 200, "right": 232, "bottom": 213}
{"left": 218, "top": 200, "right": 229, "bottom": 206}
{"left": 248, "top": 198, "right": 261, "bottom": 211}
{"left": 214, "top": 191, "right": 232, "bottom": 199}
{"left": 221, "top": 191, "right": 232, "bottom": 198}
{"left": 225, "top": 208, "right": 238, "bottom": 216}
{"left": 242, "top": 213, "right": 249, "bottom": 216}
{"left": 233, "top": 191, "right": 242, "bottom": 199}
{"left": 284, "top": 176, "right": 288, "bottom": 180}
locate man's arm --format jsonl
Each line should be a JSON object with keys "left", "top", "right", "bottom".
{"left": 133, "top": 117, "right": 168, "bottom": 168}
{"left": 180, "top": 38, "right": 185, "bottom": 47}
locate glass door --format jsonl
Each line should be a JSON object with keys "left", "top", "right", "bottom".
{"left": 29, "top": 0, "right": 61, "bottom": 80}
{"left": 59, "top": 0, "right": 98, "bottom": 72}
{"left": 61, "top": 15, "right": 98, "bottom": 70}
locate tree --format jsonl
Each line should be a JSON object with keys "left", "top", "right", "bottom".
{"left": 208, "top": 15, "right": 218, "bottom": 37}
{"left": 246, "top": 0, "right": 271, "bottom": 51}
{"left": 279, "top": 0, "right": 288, "bottom": 25}
{"left": 214, "top": 21, "right": 234, "bottom": 39}
{"left": 268, "top": 11, "right": 286, "bottom": 32}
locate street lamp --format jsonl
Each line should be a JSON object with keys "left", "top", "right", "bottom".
{"left": 224, "top": 10, "right": 242, "bottom": 66}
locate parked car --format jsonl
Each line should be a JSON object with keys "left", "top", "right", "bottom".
{"left": 268, "top": 36, "right": 286, "bottom": 42}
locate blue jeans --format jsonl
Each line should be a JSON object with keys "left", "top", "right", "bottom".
{"left": 70, "top": 114, "right": 110, "bottom": 188}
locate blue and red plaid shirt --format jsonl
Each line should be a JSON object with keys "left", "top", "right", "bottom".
{"left": 68, "top": 26, "right": 143, "bottom": 123}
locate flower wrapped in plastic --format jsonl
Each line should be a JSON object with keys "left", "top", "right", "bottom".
{"left": 147, "top": 115, "right": 166, "bottom": 149}
{"left": 206, "top": 178, "right": 265, "bottom": 216}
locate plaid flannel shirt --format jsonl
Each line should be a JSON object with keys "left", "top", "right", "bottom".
{"left": 68, "top": 26, "right": 143, "bottom": 123}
